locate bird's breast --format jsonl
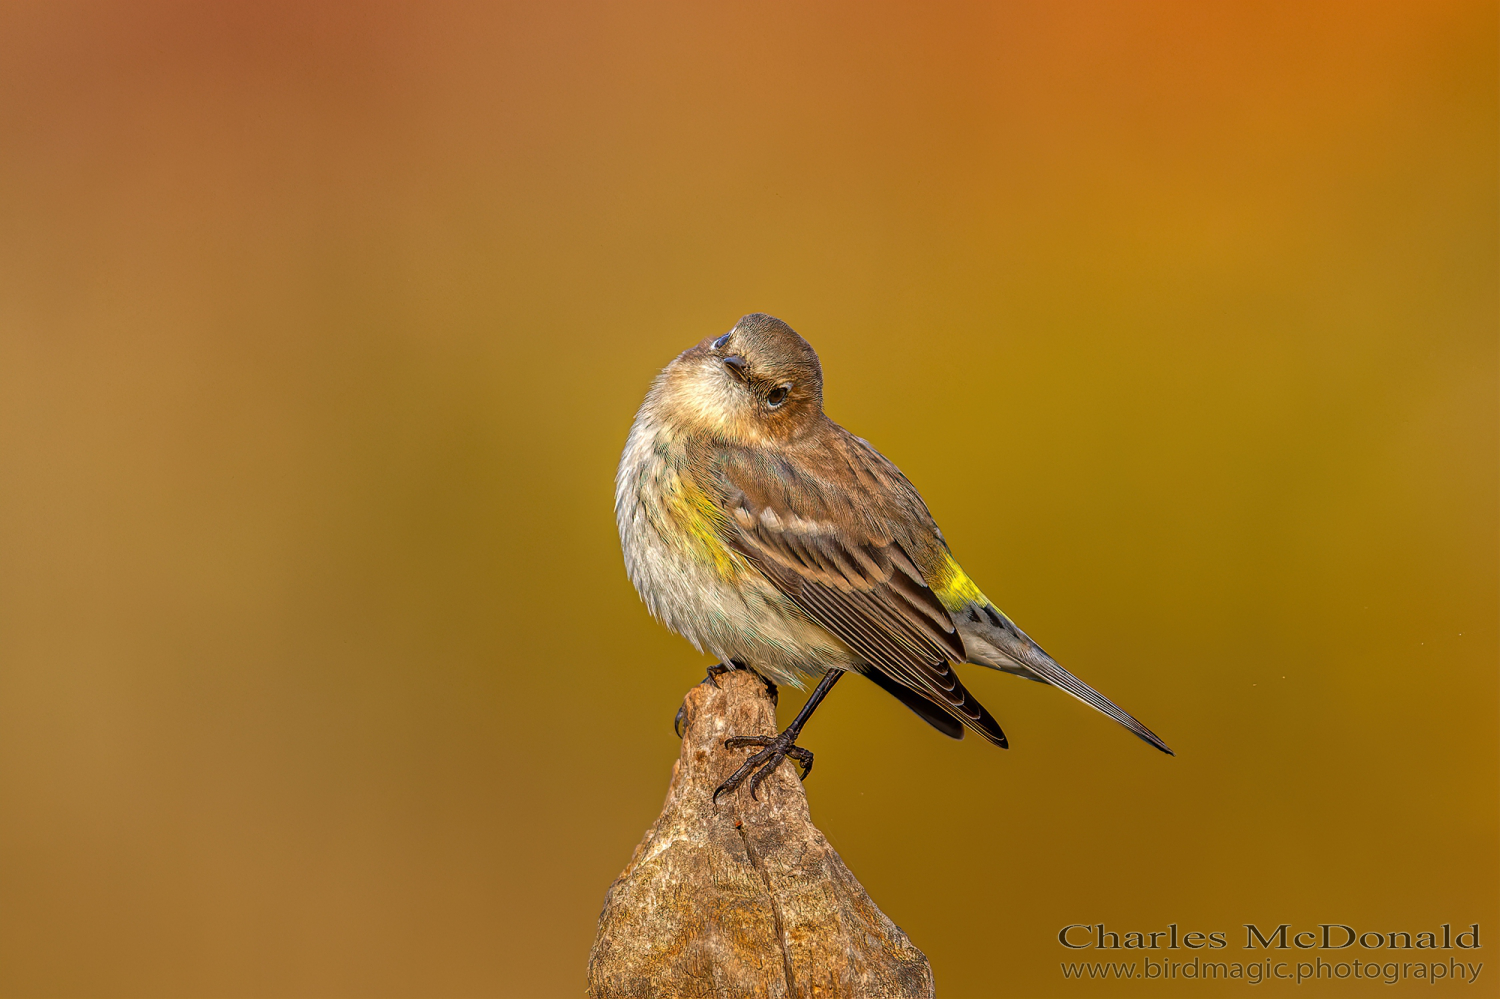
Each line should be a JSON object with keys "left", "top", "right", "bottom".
{"left": 617, "top": 422, "right": 741, "bottom": 582}
{"left": 615, "top": 414, "right": 854, "bottom": 683}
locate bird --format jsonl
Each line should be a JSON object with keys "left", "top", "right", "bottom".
{"left": 615, "top": 313, "right": 1172, "bottom": 800}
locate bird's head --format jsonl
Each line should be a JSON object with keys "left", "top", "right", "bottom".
{"left": 652, "top": 313, "right": 825, "bottom": 442}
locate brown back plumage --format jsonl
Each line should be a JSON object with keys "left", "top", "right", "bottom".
{"left": 699, "top": 425, "right": 1009, "bottom": 747}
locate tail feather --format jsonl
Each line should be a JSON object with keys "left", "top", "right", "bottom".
{"left": 960, "top": 604, "right": 1174, "bottom": 756}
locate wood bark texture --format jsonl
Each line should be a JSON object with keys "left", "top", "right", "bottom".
{"left": 587, "top": 670, "right": 935, "bottom": 999}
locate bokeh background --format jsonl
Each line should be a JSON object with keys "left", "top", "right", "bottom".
{"left": 1, "top": 2, "right": 1494, "bottom": 996}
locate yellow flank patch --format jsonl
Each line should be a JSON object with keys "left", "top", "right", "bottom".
{"left": 664, "top": 473, "right": 741, "bottom": 579}
{"left": 931, "top": 552, "right": 988, "bottom": 611}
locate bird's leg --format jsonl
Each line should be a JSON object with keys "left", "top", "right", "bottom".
{"left": 713, "top": 668, "right": 843, "bottom": 802}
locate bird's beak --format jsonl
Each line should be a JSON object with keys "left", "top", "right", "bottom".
{"left": 722, "top": 355, "right": 748, "bottom": 383}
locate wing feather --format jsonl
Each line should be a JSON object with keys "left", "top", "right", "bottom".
{"left": 715, "top": 447, "right": 1007, "bottom": 747}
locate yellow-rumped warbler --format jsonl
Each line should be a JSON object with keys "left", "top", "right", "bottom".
{"left": 616, "top": 314, "right": 1171, "bottom": 799}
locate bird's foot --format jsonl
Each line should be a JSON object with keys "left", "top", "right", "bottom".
{"left": 676, "top": 661, "right": 766, "bottom": 738}
{"left": 702, "top": 660, "right": 739, "bottom": 688}
{"left": 713, "top": 730, "right": 814, "bottom": 801}
{"left": 675, "top": 662, "right": 780, "bottom": 738}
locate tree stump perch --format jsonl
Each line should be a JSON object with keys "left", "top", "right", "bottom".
{"left": 587, "top": 670, "right": 935, "bottom": 998}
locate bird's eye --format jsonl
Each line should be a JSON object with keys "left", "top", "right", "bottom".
{"left": 766, "top": 384, "right": 790, "bottom": 407}
{"left": 712, "top": 332, "right": 732, "bottom": 350}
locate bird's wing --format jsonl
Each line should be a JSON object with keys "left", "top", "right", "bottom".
{"left": 714, "top": 444, "right": 1007, "bottom": 746}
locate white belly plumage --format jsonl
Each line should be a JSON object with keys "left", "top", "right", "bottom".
{"left": 614, "top": 416, "right": 856, "bottom": 687}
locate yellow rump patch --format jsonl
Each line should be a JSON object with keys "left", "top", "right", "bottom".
{"left": 931, "top": 552, "right": 988, "bottom": 611}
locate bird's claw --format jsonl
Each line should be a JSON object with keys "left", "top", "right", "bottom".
{"left": 678, "top": 662, "right": 737, "bottom": 734}
{"left": 680, "top": 661, "right": 781, "bottom": 740}
{"left": 713, "top": 732, "right": 814, "bottom": 801}
{"left": 679, "top": 661, "right": 762, "bottom": 735}
{"left": 702, "top": 661, "right": 735, "bottom": 689}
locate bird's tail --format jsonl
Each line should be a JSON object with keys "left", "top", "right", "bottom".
{"left": 957, "top": 602, "right": 1174, "bottom": 756}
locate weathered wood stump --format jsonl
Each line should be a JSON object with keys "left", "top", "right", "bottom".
{"left": 587, "top": 669, "right": 935, "bottom": 998}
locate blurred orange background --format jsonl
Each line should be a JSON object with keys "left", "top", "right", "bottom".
{"left": 0, "top": 2, "right": 1494, "bottom": 996}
